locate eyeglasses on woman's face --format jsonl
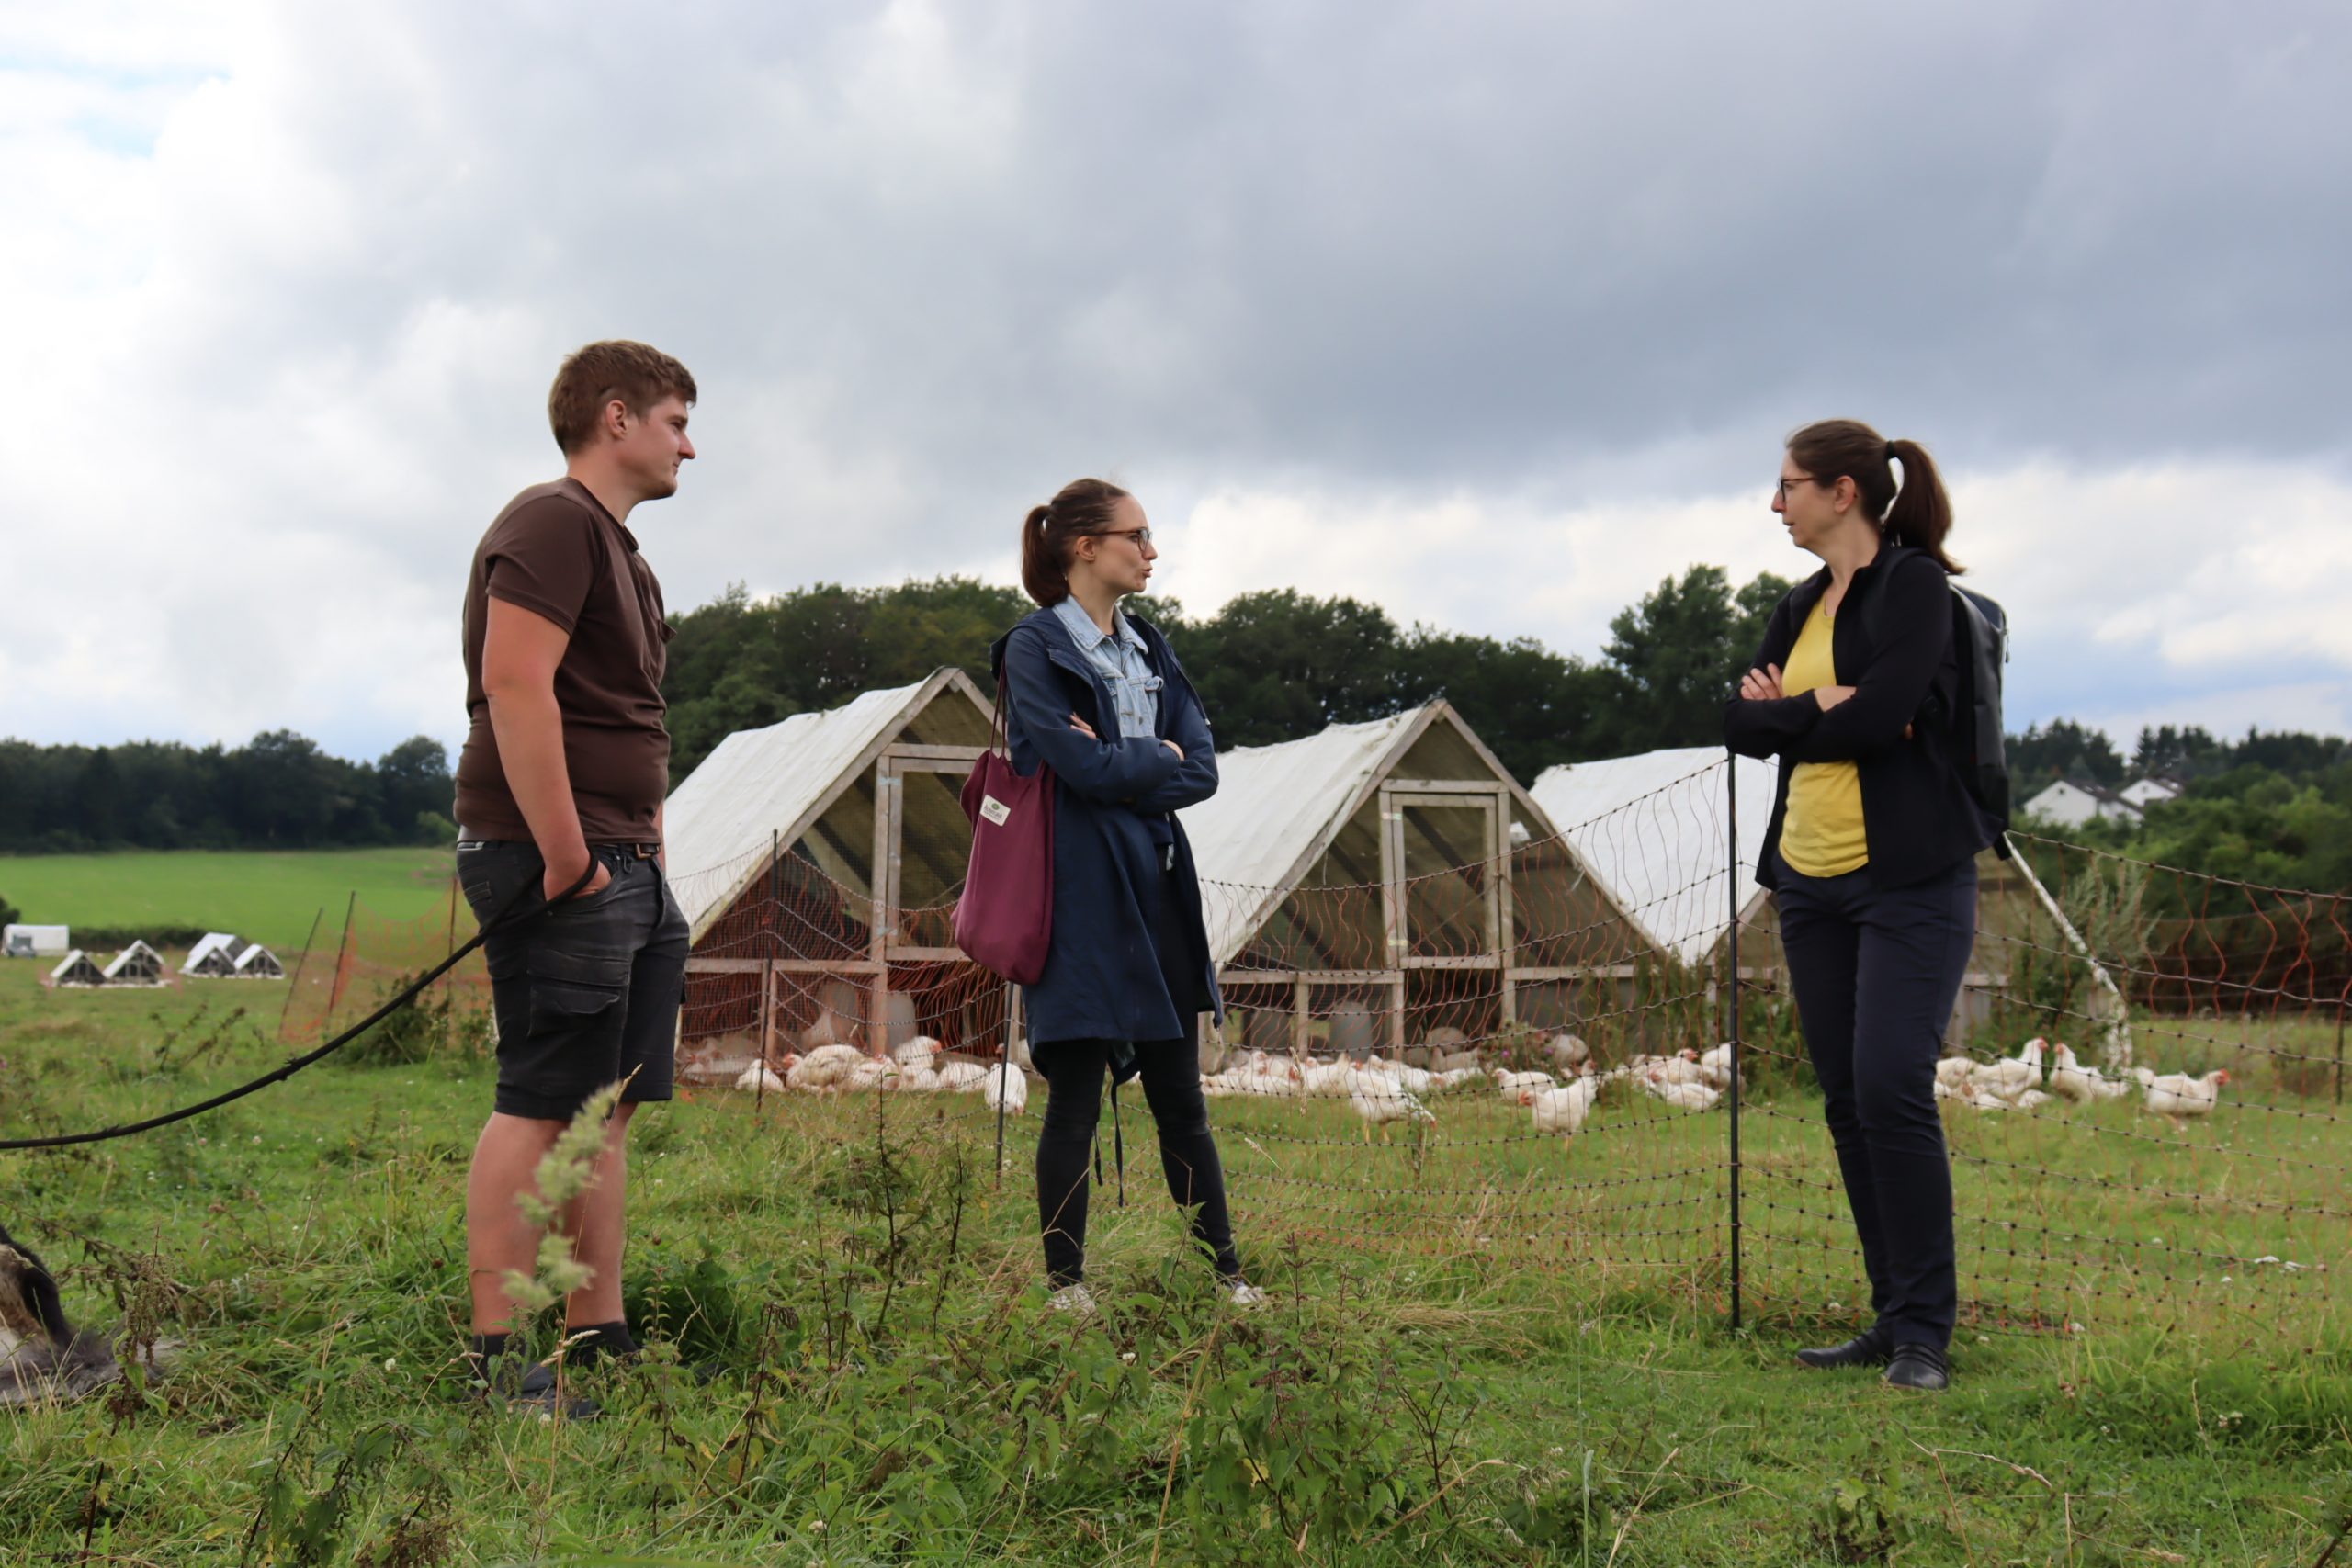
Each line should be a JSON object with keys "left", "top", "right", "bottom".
{"left": 1094, "top": 526, "right": 1153, "bottom": 547}
{"left": 1775, "top": 475, "right": 1829, "bottom": 502}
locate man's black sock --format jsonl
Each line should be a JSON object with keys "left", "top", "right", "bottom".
{"left": 566, "top": 1321, "right": 639, "bottom": 1363}
{"left": 468, "top": 1331, "right": 510, "bottom": 1364}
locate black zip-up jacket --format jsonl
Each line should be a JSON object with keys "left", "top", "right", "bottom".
{"left": 1723, "top": 546, "right": 1995, "bottom": 892}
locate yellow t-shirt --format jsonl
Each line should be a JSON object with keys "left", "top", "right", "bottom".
{"left": 1777, "top": 600, "right": 1869, "bottom": 876}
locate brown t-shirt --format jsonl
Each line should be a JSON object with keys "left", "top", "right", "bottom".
{"left": 453, "top": 479, "right": 674, "bottom": 843}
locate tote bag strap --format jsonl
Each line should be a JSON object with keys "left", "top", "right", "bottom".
{"left": 989, "top": 650, "right": 1014, "bottom": 760}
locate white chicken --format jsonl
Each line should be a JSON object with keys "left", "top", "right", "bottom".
{"left": 1545, "top": 1033, "right": 1591, "bottom": 1073}
{"left": 1300, "top": 1061, "right": 1357, "bottom": 1100}
{"left": 2137, "top": 1068, "right": 2230, "bottom": 1130}
{"left": 1522, "top": 1075, "right": 1601, "bottom": 1139}
{"left": 1363, "top": 1056, "right": 1438, "bottom": 1098}
{"left": 1494, "top": 1068, "right": 1555, "bottom": 1101}
{"left": 1634, "top": 1050, "right": 1708, "bottom": 1089}
{"left": 1968, "top": 1039, "right": 2046, "bottom": 1105}
{"left": 733, "top": 1062, "right": 786, "bottom": 1093}
{"left": 1644, "top": 1079, "right": 1722, "bottom": 1112}
{"left": 983, "top": 1063, "right": 1030, "bottom": 1116}
{"left": 1236, "top": 1054, "right": 1303, "bottom": 1099}
{"left": 1696, "top": 1043, "right": 1736, "bottom": 1091}
{"left": 2049, "top": 1043, "right": 2132, "bottom": 1105}
{"left": 933, "top": 1061, "right": 990, "bottom": 1093}
{"left": 846, "top": 1057, "right": 901, "bottom": 1093}
{"left": 1934, "top": 1055, "right": 1976, "bottom": 1092}
{"left": 890, "top": 1035, "right": 943, "bottom": 1071}
{"left": 1348, "top": 1068, "right": 1435, "bottom": 1141}
{"left": 786, "top": 1043, "right": 866, "bottom": 1093}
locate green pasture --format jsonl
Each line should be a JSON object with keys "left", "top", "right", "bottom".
{"left": 0, "top": 848, "right": 458, "bottom": 952}
{"left": 2, "top": 958, "right": 2348, "bottom": 1564}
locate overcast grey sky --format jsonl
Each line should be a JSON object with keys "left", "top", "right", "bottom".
{"left": 5, "top": 1, "right": 2347, "bottom": 762}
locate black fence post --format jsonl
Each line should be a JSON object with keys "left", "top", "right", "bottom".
{"left": 1726, "top": 750, "right": 1744, "bottom": 1333}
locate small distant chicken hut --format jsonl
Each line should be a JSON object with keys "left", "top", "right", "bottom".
{"left": 99, "top": 941, "right": 168, "bottom": 987}
{"left": 184, "top": 933, "right": 287, "bottom": 979}
{"left": 662, "top": 669, "right": 1003, "bottom": 1077}
{"left": 1180, "top": 702, "right": 1657, "bottom": 1059}
{"left": 47, "top": 951, "right": 105, "bottom": 988}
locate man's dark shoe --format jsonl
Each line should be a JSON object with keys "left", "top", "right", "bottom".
{"left": 1883, "top": 1344, "right": 1951, "bottom": 1392}
{"left": 473, "top": 1354, "right": 602, "bottom": 1419}
{"left": 1795, "top": 1327, "right": 1892, "bottom": 1370}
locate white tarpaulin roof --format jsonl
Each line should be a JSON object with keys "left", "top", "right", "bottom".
{"left": 1530, "top": 747, "right": 1779, "bottom": 965}
{"left": 101, "top": 940, "right": 166, "bottom": 981}
{"left": 232, "top": 944, "right": 286, "bottom": 976}
{"left": 185, "top": 931, "right": 243, "bottom": 973}
{"left": 1179, "top": 711, "right": 1422, "bottom": 964}
{"left": 662, "top": 671, "right": 989, "bottom": 942}
{"left": 51, "top": 949, "right": 102, "bottom": 984}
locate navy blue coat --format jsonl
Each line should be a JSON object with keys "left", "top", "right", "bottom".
{"left": 988, "top": 606, "right": 1223, "bottom": 1069}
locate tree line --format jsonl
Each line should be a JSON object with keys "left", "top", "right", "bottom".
{"left": 656, "top": 573, "right": 2352, "bottom": 901}
{"left": 3, "top": 572, "right": 2345, "bottom": 898}
{"left": 665, "top": 568, "right": 1792, "bottom": 786}
{"left": 2007, "top": 717, "right": 2346, "bottom": 794}
{"left": 2008, "top": 722, "right": 2350, "bottom": 898}
{"left": 0, "top": 732, "right": 455, "bottom": 855}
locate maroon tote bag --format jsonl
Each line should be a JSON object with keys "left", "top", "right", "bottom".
{"left": 955, "top": 669, "right": 1055, "bottom": 984}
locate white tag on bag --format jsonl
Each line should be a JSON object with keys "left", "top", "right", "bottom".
{"left": 979, "top": 794, "right": 1012, "bottom": 828}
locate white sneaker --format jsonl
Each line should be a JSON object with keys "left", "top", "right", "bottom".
{"left": 1227, "top": 1280, "right": 1271, "bottom": 1308}
{"left": 1046, "top": 1283, "right": 1098, "bottom": 1317}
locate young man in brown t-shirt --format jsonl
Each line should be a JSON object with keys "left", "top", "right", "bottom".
{"left": 453, "top": 340, "right": 696, "bottom": 1415}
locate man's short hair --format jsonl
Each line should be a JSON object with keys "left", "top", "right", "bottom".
{"left": 548, "top": 341, "right": 698, "bottom": 455}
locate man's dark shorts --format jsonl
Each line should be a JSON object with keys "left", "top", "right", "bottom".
{"left": 457, "top": 840, "right": 689, "bottom": 1122}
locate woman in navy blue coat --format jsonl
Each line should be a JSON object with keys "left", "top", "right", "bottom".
{"left": 988, "top": 477, "right": 1263, "bottom": 1315}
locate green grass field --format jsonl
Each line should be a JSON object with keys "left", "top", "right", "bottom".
{"left": 4, "top": 954, "right": 2347, "bottom": 1564}
{"left": 0, "top": 848, "right": 458, "bottom": 952}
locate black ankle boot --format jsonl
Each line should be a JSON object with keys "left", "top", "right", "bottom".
{"left": 1883, "top": 1344, "right": 1951, "bottom": 1392}
{"left": 1794, "top": 1326, "right": 1892, "bottom": 1370}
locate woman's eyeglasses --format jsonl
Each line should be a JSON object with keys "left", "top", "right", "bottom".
{"left": 1094, "top": 527, "right": 1153, "bottom": 547}
{"left": 1775, "top": 475, "right": 1829, "bottom": 501}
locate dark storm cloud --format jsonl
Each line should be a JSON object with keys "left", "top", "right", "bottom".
{"left": 6, "top": 0, "right": 2346, "bottom": 753}
{"left": 564, "top": 0, "right": 2352, "bottom": 504}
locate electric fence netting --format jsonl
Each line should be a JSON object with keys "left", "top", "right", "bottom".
{"left": 1738, "top": 808, "right": 2347, "bottom": 1348}
{"left": 278, "top": 757, "right": 2346, "bottom": 1342}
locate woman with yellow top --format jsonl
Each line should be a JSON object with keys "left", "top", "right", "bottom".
{"left": 1724, "top": 419, "right": 1997, "bottom": 1393}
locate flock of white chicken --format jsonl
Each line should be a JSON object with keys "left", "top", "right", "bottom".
{"left": 1934, "top": 1038, "right": 2231, "bottom": 1130}
{"left": 1193, "top": 1032, "right": 1738, "bottom": 1142}
{"left": 728, "top": 1029, "right": 1736, "bottom": 1141}
{"left": 729, "top": 1030, "right": 2233, "bottom": 1139}
{"left": 734, "top": 1036, "right": 1036, "bottom": 1114}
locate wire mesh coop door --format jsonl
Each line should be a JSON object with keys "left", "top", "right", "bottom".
{"left": 1384, "top": 784, "right": 1512, "bottom": 1042}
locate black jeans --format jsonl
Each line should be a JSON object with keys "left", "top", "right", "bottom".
{"left": 1774, "top": 853, "right": 1977, "bottom": 1351}
{"left": 1035, "top": 1033, "right": 1240, "bottom": 1289}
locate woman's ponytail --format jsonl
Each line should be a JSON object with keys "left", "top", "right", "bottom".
{"left": 1786, "top": 420, "right": 1962, "bottom": 574}
{"left": 1016, "top": 479, "right": 1131, "bottom": 606}
{"left": 1883, "top": 437, "right": 1960, "bottom": 574}
{"left": 1019, "top": 503, "right": 1060, "bottom": 605}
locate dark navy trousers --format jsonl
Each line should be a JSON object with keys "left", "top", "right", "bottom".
{"left": 1774, "top": 852, "right": 1977, "bottom": 1350}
